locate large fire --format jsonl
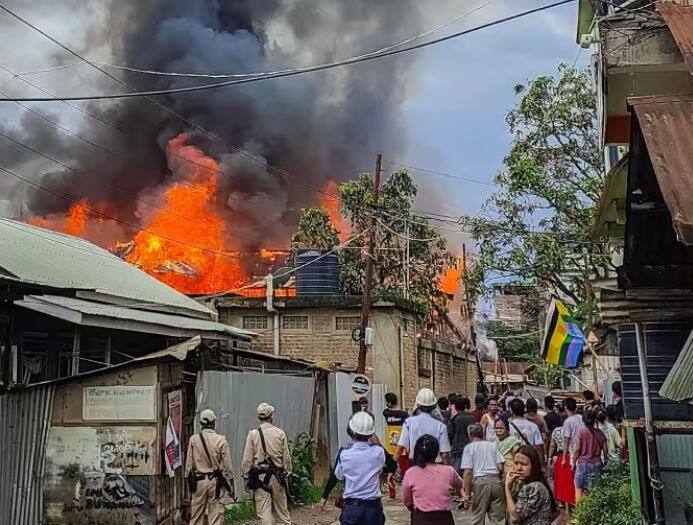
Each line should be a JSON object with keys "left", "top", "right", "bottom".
{"left": 123, "top": 134, "right": 246, "bottom": 294}
{"left": 319, "top": 180, "right": 350, "bottom": 240}
{"left": 29, "top": 199, "right": 90, "bottom": 238}
{"left": 24, "top": 143, "right": 460, "bottom": 299}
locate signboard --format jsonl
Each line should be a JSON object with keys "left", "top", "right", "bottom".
{"left": 351, "top": 374, "right": 371, "bottom": 397}
{"left": 83, "top": 385, "right": 156, "bottom": 421}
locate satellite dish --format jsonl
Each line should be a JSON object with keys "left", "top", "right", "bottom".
{"left": 272, "top": 267, "right": 292, "bottom": 288}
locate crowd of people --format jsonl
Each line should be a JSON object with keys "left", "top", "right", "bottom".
{"left": 325, "top": 383, "right": 626, "bottom": 525}
{"left": 182, "top": 384, "right": 625, "bottom": 525}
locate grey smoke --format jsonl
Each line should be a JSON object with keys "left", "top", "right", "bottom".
{"left": 0, "top": 0, "right": 454, "bottom": 248}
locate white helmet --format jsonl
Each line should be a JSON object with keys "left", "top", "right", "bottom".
{"left": 416, "top": 388, "right": 437, "bottom": 408}
{"left": 349, "top": 411, "right": 375, "bottom": 437}
{"left": 200, "top": 409, "right": 217, "bottom": 424}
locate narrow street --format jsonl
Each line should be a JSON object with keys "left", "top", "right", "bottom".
{"left": 321, "top": 498, "right": 571, "bottom": 525}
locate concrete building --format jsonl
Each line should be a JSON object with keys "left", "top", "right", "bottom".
{"left": 207, "top": 294, "right": 477, "bottom": 410}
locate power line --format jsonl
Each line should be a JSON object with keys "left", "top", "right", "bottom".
{"left": 0, "top": 3, "right": 341, "bottom": 201}
{"left": 0, "top": 131, "right": 266, "bottom": 246}
{"left": 0, "top": 63, "right": 122, "bottom": 133}
{"left": 44, "top": 0, "right": 499, "bottom": 80}
{"left": 393, "top": 162, "right": 496, "bottom": 187}
{"left": 0, "top": 163, "right": 274, "bottom": 266}
{"left": 0, "top": 0, "right": 577, "bottom": 102}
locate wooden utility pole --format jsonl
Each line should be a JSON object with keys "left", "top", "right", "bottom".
{"left": 357, "top": 153, "right": 382, "bottom": 374}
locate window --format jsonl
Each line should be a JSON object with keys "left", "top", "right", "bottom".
{"left": 242, "top": 315, "right": 268, "bottom": 330}
{"left": 335, "top": 316, "right": 361, "bottom": 331}
{"left": 418, "top": 348, "right": 432, "bottom": 378}
{"left": 282, "top": 315, "right": 309, "bottom": 330}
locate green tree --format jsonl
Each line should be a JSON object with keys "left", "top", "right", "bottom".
{"left": 289, "top": 170, "right": 454, "bottom": 311}
{"left": 486, "top": 320, "right": 564, "bottom": 388}
{"left": 290, "top": 207, "right": 340, "bottom": 252}
{"left": 339, "top": 170, "right": 452, "bottom": 310}
{"left": 466, "top": 65, "right": 609, "bottom": 315}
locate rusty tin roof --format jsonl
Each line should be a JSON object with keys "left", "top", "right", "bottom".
{"left": 659, "top": 2, "right": 693, "bottom": 74}
{"left": 628, "top": 94, "right": 693, "bottom": 244}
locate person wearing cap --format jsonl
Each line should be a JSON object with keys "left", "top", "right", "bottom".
{"left": 394, "top": 388, "right": 452, "bottom": 465}
{"left": 335, "top": 411, "right": 388, "bottom": 524}
{"left": 185, "top": 409, "right": 235, "bottom": 525}
{"left": 241, "top": 403, "right": 292, "bottom": 525}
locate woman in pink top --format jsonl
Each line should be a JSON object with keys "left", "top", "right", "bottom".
{"left": 402, "top": 434, "right": 464, "bottom": 525}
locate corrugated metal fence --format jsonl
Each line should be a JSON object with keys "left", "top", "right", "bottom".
{"left": 0, "top": 385, "right": 55, "bottom": 525}
{"left": 196, "top": 371, "right": 315, "bottom": 492}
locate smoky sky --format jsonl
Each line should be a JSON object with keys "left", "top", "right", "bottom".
{"left": 0, "top": 0, "right": 434, "bottom": 248}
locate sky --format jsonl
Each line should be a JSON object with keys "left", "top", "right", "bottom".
{"left": 401, "top": 0, "right": 586, "bottom": 236}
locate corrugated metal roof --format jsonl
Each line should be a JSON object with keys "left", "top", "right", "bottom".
{"left": 15, "top": 295, "right": 255, "bottom": 341}
{"left": 628, "top": 94, "right": 693, "bottom": 245}
{"left": 0, "top": 384, "right": 54, "bottom": 525}
{"left": 592, "top": 153, "right": 628, "bottom": 242}
{"left": 659, "top": 328, "right": 693, "bottom": 403}
{"left": 0, "top": 218, "right": 215, "bottom": 319}
{"left": 659, "top": 2, "right": 693, "bottom": 74}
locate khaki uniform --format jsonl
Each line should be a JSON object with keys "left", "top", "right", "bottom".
{"left": 185, "top": 429, "right": 235, "bottom": 525}
{"left": 241, "top": 422, "right": 292, "bottom": 525}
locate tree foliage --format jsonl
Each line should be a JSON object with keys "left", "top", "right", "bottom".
{"left": 290, "top": 170, "right": 454, "bottom": 311}
{"left": 467, "top": 65, "right": 609, "bottom": 313}
{"left": 571, "top": 462, "right": 640, "bottom": 525}
{"left": 486, "top": 320, "right": 564, "bottom": 388}
{"left": 290, "top": 207, "right": 340, "bottom": 252}
{"left": 339, "top": 170, "right": 452, "bottom": 310}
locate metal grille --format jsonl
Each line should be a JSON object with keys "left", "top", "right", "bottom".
{"left": 242, "top": 315, "right": 268, "bottom": 330}
{"left": 282, "top": 315, "right": 309, "bottom": 330}
{"left": 335, "top": 316, "right": 360, "bottom": 331}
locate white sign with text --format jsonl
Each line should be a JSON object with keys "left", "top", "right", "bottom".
{"left": 83, "top": 385, "right": 156, "bottom": 421}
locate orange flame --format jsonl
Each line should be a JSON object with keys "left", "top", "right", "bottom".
{"left": 260, "top": 249, "right": 289, "bottom": 262}
{"left": 124, "top": 134, "right": 246, "bottom": 294}
{"left": 28, "top": 198, "right": 90, "bottom": 237}
{"left": 440, "top": 260, "right": 463, "bottom": 296}
{"left": 319, "top": 180, "right": 350, "bottom": 240}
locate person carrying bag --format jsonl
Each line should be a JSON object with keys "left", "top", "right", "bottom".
{"left": 241, "top": 403, "right": 293, "bottom": 525}
{"left": 185, "top": 409, "right": 235, "bottom": 525}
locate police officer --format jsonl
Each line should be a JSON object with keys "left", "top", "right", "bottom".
{"left": 241, "top": 403, "right": 292, "bottom": 525}
{"left": 185, "top": 409, "right": 235, "bottom": 525}
{"left": 335, "top": 411, "right": 386, "bottom": 525}
{"left": 394, "top": 388, "right": 452, "bottom": 464}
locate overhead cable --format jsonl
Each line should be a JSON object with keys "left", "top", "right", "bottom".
{"left": 0, "top": 3, "right": 341, "bottom": 201}
{"left": 65, "top": 0, "right": 499, "bottom": 79}
{"left": 0, "top": 164, "right": 271, "bottom": 265}
{"left": 0, "top": 131, "right": 266, "bottom": 246}
{"left": 393, "top": 163, "right": 496, "bottom": 187}
{"left": 0, "top": 0, "right": 577, "bottom": 102}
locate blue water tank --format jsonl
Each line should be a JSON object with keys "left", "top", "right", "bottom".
{"left": 295, "top": 249, "right": 340, "bottom": 295}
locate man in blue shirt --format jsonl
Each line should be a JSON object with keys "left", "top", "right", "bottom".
{"left": 335, "top": 411, "right": 386, "bottom": 524}
{"left": 394, "top": 388, "right": 452, "bottom": 464}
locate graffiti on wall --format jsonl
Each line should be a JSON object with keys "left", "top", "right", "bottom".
{"left": 44, "top": 426, "right": 156, "bottom": 525}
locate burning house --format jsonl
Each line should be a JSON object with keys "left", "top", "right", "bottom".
{"left": 0, "top": 216, "right": 254, "bottom": 389}
{"left": 0, "top": 0, "right": 439, "bottom": 300}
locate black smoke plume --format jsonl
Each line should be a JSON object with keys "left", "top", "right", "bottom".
{"left": 0, "top": 0, "right": 432, "bottom": 248}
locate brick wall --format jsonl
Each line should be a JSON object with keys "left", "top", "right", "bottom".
{"left": 416, "top": 338, "right": 477, "bottom": 406}
{"left": 218, "top": 302, "right": 476, "bottom": 412}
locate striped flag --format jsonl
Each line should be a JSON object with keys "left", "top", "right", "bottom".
{"left": 541, "top": 297, "right": 585, "bottom": 368}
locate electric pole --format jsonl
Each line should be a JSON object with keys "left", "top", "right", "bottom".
{"left": 357, "top": 153, "right": 382, "bottom": 374}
